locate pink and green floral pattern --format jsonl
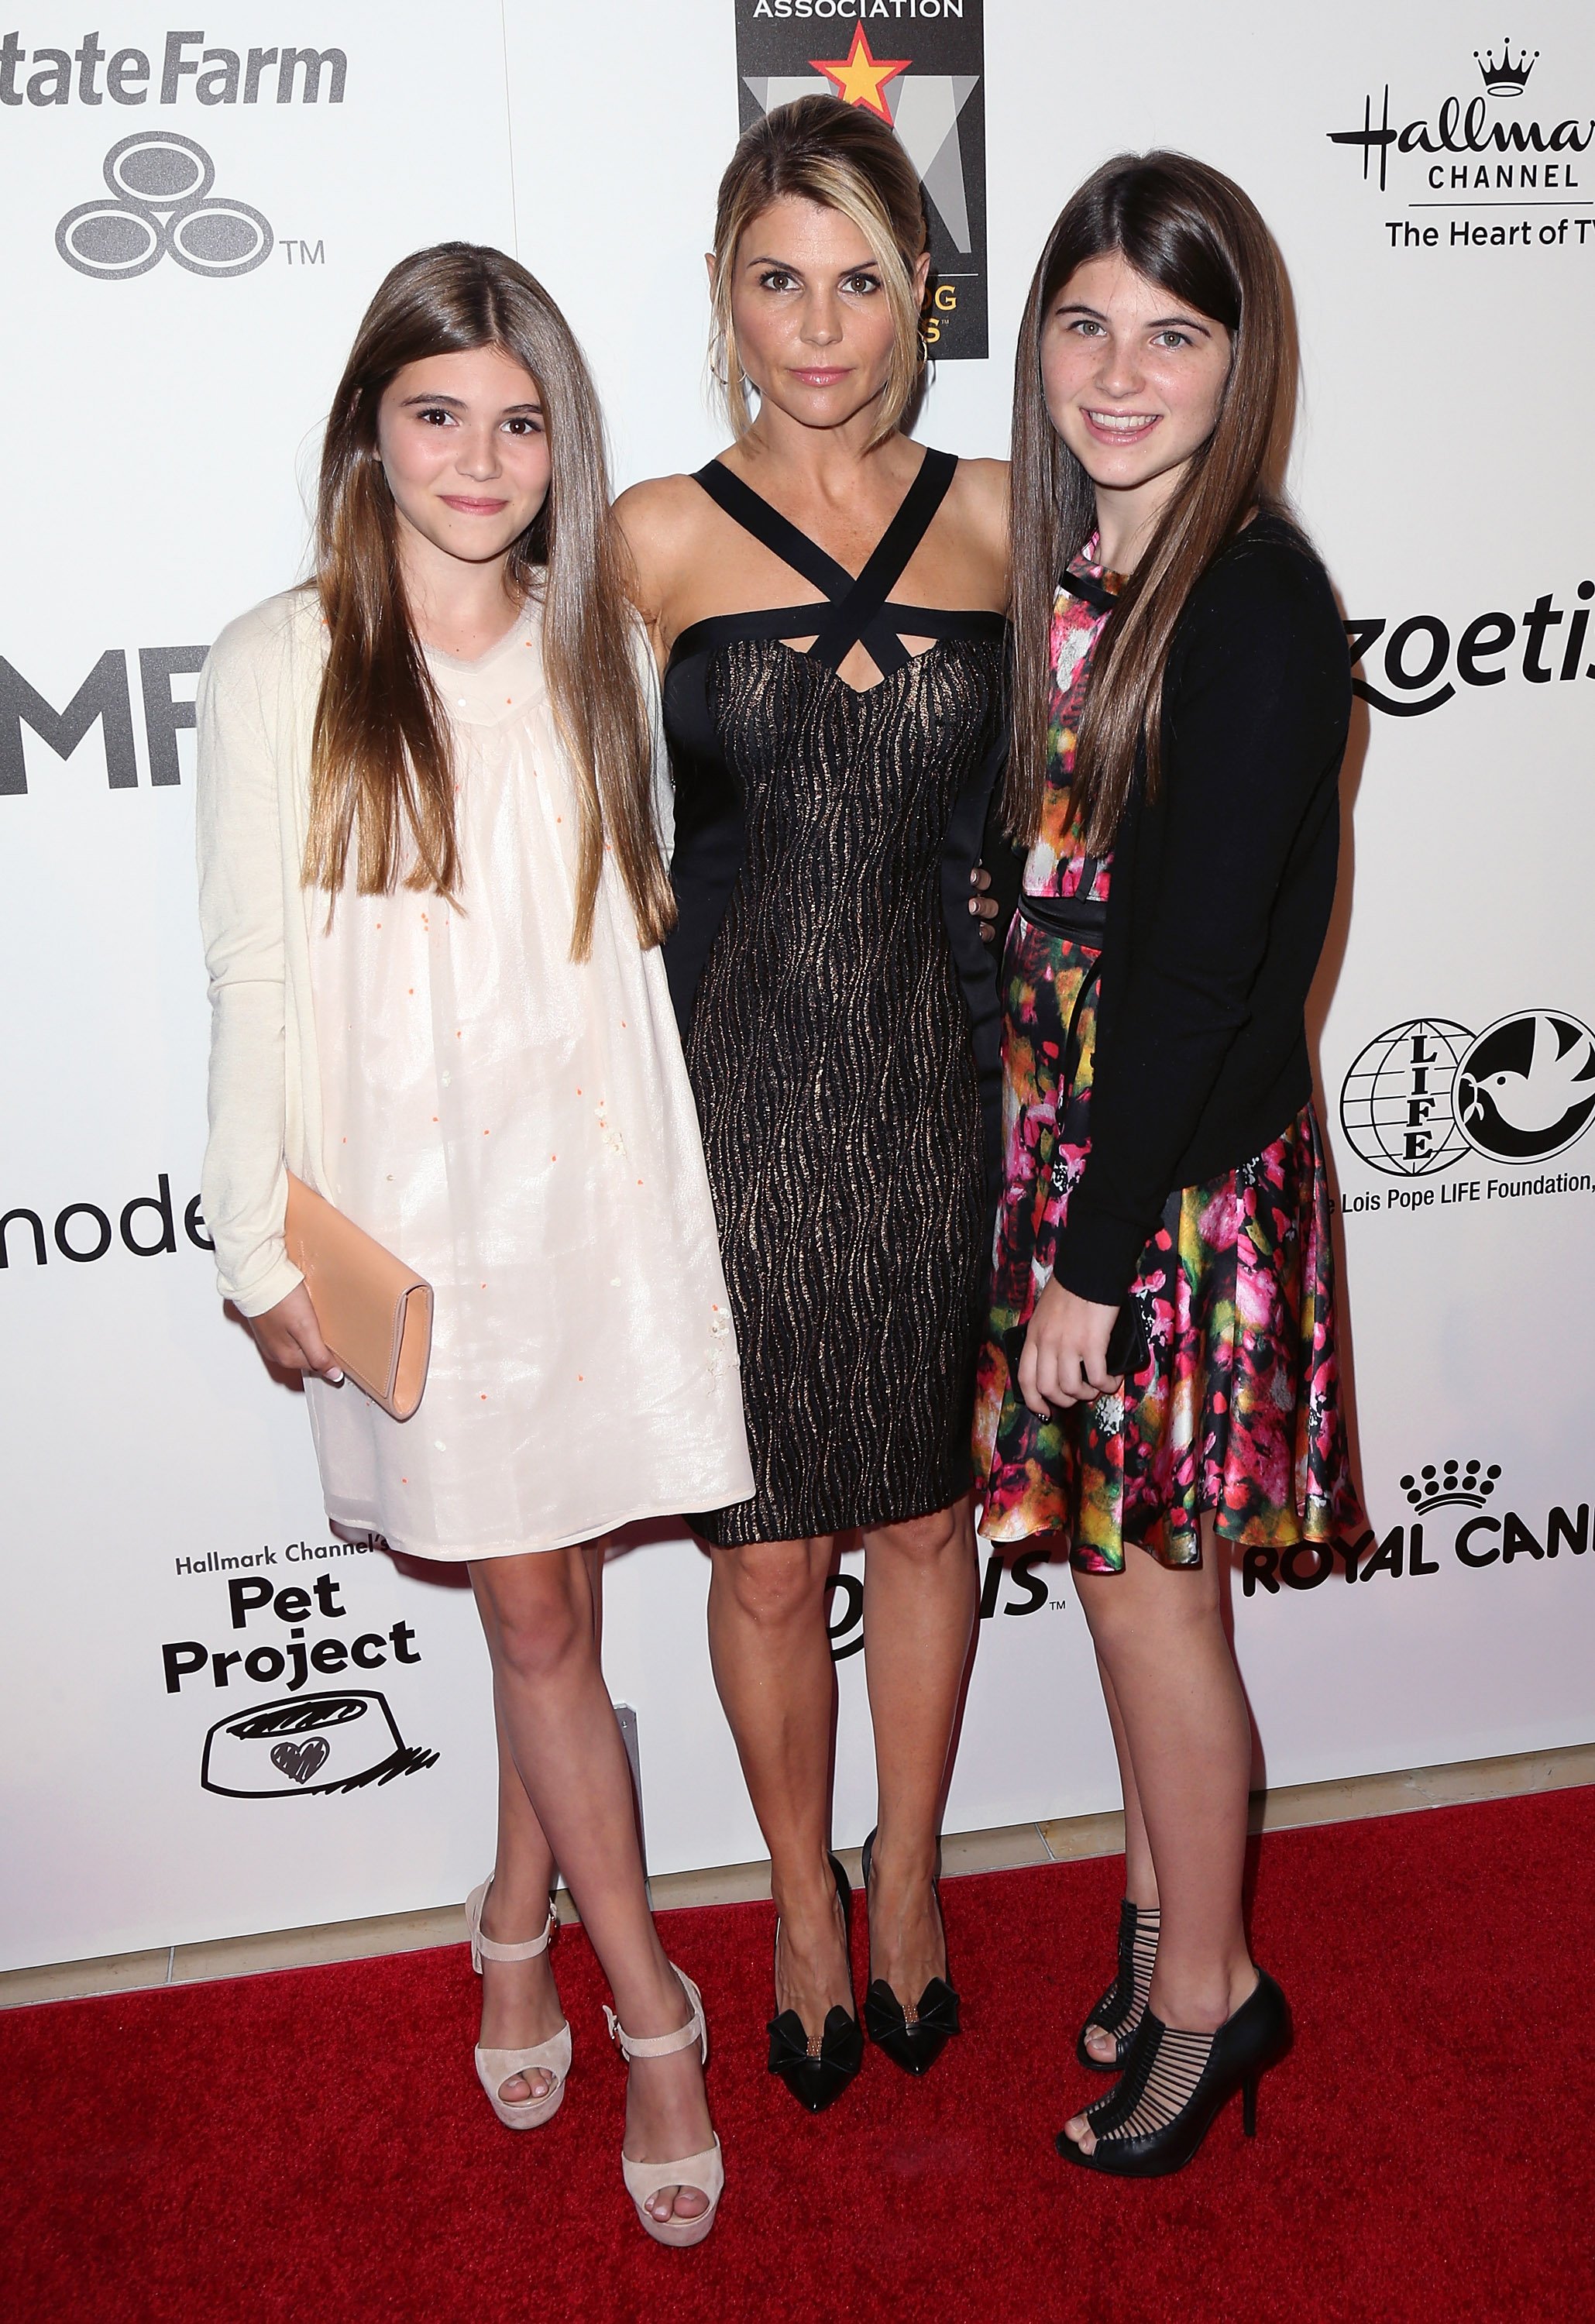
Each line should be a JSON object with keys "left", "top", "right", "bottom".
{"left": 973, "top": 568, "right": 1365, "bottom": 1570}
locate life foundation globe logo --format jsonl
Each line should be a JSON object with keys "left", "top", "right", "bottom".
{"left": 1338, "top": 1019, "right": 1474, "bottom": 1177}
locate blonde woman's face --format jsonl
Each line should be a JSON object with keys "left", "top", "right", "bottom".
{"left": 376, "top": 346, "right": 552, "bottom": 567}
{"left": 722, "top": 195, "right": 923, "bottom": 432}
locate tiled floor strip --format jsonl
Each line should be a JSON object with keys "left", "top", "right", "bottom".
{"left": 5, "top": 1741, "right": 1590, "bottom": 2010}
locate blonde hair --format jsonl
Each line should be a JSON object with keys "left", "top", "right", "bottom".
{"left": 306, "top": 242, "right": 673, "bottom": 959}
{"left": 710, "top": 95, "right": 927, "bottom": 445}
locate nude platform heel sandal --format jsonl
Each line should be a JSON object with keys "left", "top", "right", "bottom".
{"left": 465, "top": 1878, "right": 572, "bottom": 2130}
{"left": 604, "top": 1968, "right": 724, "bottom": 2248}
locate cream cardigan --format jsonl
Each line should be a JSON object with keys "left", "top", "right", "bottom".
{"left": 194, "top": 586, "right": 670, "bottom": 1319}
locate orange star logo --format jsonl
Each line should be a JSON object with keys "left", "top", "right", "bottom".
{"left": 810, "top": 26, "right": 909, "bottom": 122}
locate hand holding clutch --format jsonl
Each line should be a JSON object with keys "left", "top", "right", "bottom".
{"left": 282, "top": 1174, "right": 433, "bottom": 1422}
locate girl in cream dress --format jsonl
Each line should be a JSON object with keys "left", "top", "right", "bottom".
{"left": 197, "top": 245, "right": 749, "bottom": 2247}
{"left": 305, "top": 599, "right": 745, "bottom": 1559}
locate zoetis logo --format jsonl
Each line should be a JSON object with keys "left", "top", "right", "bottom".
{"left": 1243, "top": 1456, "right": 1590, "bottom": 1597}
{"left": 734, "top": 0, "right": 988, "bottom": 359}
{"left": 1335, "top": 1012, "right": 1595, "bottom": 1219}
{"left": 828, "top": 1544, "right": 1060, "bottom": 1658}
{"left": 1346, "top": 583, "right": 1595, "bottom": 717}
{"left": 1327, "top": 36, "right": 1595, "bottom": 250}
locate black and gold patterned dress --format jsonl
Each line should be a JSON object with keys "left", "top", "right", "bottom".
{"left": 662, "top": 449, "right": 1009, "bottom": 1546}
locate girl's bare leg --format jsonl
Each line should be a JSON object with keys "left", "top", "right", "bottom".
{"left": 471, "top": 1547, "right": 713, "bottom": 2223}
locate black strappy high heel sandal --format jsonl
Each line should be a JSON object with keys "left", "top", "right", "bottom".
{"left": 1055, "top": 1967, "right": 1291, "bottom": 2178}
{"left": 859, "top": 1828, "right": 961, "bottom": 2077}
{"left": 1077, "top": 1899, "right": 1160, "bottom": 2073}
{"left": 767, "top": 1854, "right": 865, "bottom": 2114}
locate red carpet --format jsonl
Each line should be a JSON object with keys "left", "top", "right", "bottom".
{"left": 5, "top": 1788, "right": 1593, "bottom": 2324}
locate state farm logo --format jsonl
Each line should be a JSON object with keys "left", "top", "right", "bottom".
{"left": 57, "top": 132, "right": 272, "bottom": 278}
{"left": 1339, "top": 1012, "right": 1595, "bottom": 1177}
{"left": 1327, "top": 36, "right": 1594, "bottom": 248}
{"left": 1346, "top": 583, "right": 1593, "bottom": 715}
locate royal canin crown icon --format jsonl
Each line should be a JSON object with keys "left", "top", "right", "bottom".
{"left": 1473, "top": 41, "right": 1538, "bottom": 97}
{"left": 1399, "top": 1459, "right": 1502, "bottom": 1515}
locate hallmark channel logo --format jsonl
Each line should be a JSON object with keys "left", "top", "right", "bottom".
{"left": 57, "top": 132, "right": 272, "bottom": 278}
{"left": 734, "top": 0, "right": 988, "bottom": 358}
{"left": 1346, "top": 583, "right": 1594, "bottom": 716}
{"left": 1242, "top": 1454, "right": 1591, "bottom": 1596}
{"left": 1339, "top": 1012, "right": 1595, "bottom": 1182}
{"left": 1326, "top": 36, "right": 1595, "bottom": 249}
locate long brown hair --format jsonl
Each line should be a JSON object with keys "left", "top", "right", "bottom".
{"left": 1007, "top": 153, "right": 1296, "bottom": 850}
{"left": 306, "top": 242, "right": 672, "bottom": 957}
{"left": 710, "top": 95, "right": 927, "bottom": 446}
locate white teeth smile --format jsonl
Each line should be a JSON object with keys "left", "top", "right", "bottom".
{"left": 1086, "top": 411, "right": 1158, "bottom": 434}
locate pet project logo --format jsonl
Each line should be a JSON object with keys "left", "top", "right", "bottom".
{"left": 164, "top": 1569, "right": 437, "bottom": 1799}
{"left": 1338, "top": 1012, "right": 1595, "bottom": 1188}
{"left": 1326, "top": 36, "right": 1595, "bottom": 250}
{"left": 828, "top": 1543, "right": 1060, "bottom": 1659}
{"left": 58, "top": 132, "right": 271, "bottom": 279}
{"left": 1243, "top": 1455, "right": 1590, "bottom": 1597}
{"left": 734, "top": 1, "right": 988, "bottom": 359}
{"left": 203, "top": 1693, "right": 435, "bottom": 1798}
{"left": 1346, "top": 583, "right": 1594, "bottom": 718}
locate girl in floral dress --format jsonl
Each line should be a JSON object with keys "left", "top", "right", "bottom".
{"left": 975, "top": 154, "right": 1366, "bottom": 2177}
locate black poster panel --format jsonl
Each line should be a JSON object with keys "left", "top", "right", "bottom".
{"left": 733, "top": 2, "right": 988, "bottom": 359}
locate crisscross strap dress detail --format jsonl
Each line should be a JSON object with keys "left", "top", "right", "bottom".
{"left": 660, "top": 450, "right": 1011, "bottom": 1546}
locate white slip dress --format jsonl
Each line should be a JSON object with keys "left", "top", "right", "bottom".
{"left": 302, "top": 601, "right": 753, "bottom": 1559}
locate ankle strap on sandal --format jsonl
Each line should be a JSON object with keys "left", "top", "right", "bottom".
{"left": 466, "top": 1879, "right": 558, "bottom": 1965}
{"left": 476, "top": 1904, "right": 556, "bottom": 1963}
{"left": 604, "top": 1968, "right": 705, "bottom": 2061}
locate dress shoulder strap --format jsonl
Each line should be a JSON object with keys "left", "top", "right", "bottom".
{"left": 691, "top": 460, "right": 854, "bottom": 600}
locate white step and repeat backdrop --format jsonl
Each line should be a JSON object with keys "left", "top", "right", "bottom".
{"left": 2, "top": 2, "right": 1591, "bottom": 1971}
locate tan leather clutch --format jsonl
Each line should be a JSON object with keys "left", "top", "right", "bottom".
{"left": 283, "top": 1174, "right": 433, "bottom": 1422}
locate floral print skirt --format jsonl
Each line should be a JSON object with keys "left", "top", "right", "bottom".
{"left": 973, "top": 911, "right": 1366, "bottom": 1571}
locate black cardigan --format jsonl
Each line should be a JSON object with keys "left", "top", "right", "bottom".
{"left": 1053, "top": 515, "right": 1353, "bottom": 1308}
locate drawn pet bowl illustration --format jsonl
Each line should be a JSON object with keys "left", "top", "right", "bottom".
{"left": 201, "top": 1691, "right": 436, "bottom": 1799}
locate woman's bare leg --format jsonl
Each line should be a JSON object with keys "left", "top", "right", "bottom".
{"left": 1063, "top": 1521, "right": 1254, "bottom": 2152}
{"left": 706, "top": 1535, "right": 852, "bottom": 2030}
{"left": 859, "top": 1497, "right": 979, "bottom": 1998}
{"left": 471, "top": 1547, "right": 713, "bottom": 2223}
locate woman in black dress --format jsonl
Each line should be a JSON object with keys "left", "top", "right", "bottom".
{"left": 619, "top": 95, "right": 1009, "bottom": 2110}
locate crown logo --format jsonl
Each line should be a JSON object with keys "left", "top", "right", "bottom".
{"left": 1474, "top": 40, "right": 1538, "bottom": 97}
{"left": 1399, "top": 1458, "right": 1502, "bottom": 1514}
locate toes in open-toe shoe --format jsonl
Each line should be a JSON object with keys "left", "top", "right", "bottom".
{"left": 1076, "top": 1899, "right": 1160, "bottom": 2074}
{"left": 859, "top": 1828, "right": 962, "bottom": 2078}
{"left": 767, "top": 1855, "right": 865, "bottom": 2114}
{"left": 607, "top": 1967, "right": 724, "bottom": 2248}
{"left": 1056, "top": 1967, "right": 1292, "bottom": 2178}
{"left": 465, "top": 1877, "right": 572, "bottom": 2131}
